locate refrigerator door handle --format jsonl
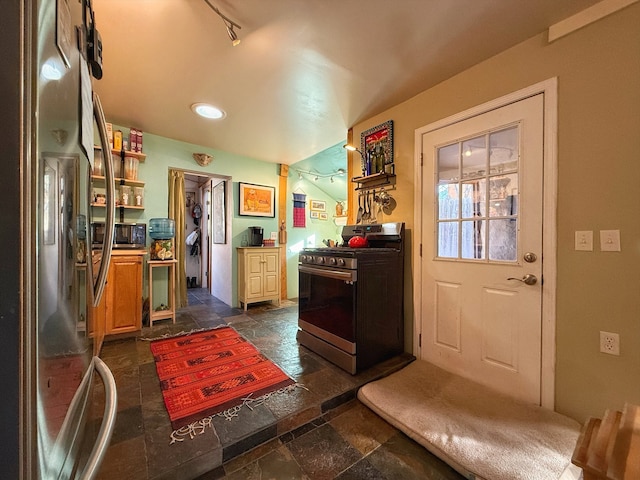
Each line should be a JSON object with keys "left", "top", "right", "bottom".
{"left": 92, "top": 92, "right": 115, "bottom": 305}
{"left": 79, "top": 357, "right": 117, "bottom": 480}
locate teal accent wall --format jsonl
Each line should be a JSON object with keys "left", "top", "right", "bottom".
{"left": 284, "top": 175, "right": 345, "bottom": 298}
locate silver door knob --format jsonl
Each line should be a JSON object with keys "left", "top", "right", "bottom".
{"left": 507, "top": 274, "right": 538, "bottom": 285}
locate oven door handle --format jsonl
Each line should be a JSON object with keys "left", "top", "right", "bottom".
{"left": 299, "top": 265, "right": 357, "bottom": 282}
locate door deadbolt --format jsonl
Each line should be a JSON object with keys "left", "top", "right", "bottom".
{"left": 523, "top": 252, "right": 537, "bottom": 263}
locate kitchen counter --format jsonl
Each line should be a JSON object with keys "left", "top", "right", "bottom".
{"left": 110, "top": 249, "right": 147, "bottom": 256}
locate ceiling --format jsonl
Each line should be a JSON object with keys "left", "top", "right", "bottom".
{"left": 92, "top": 0, "right": 600, "bottom": 167}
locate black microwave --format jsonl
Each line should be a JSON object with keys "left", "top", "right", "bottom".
{"left": 91, "top": 222, "right": 146, "bottom": 249}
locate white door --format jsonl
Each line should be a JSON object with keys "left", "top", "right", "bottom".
{"left": 420, "top": 94, "right": 544, "bottom": 404}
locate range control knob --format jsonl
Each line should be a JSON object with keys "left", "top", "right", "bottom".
{"left": 337, "top": 258, "right": 346, "bottom": 266}
{"left": 328, "top": 257, "right": 337, "bottom": 265}
{"left": 317, "top": 256, "right": 325, "bottom": 264}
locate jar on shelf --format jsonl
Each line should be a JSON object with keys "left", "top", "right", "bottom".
{"left": 119, "top": 185, "right": 132, "bottom": 206}
{"left": 124, "top": 157, "right": 139, "bottom": 180}
{"left": 111, "top": 154, "right": 122, "bottom": 178}
{"left": 133, "top": 187, "right": 144, "bottom": 207}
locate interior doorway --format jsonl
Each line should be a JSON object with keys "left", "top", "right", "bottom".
{"left": 182, "top": 171, "right": 232, "bottom": 306}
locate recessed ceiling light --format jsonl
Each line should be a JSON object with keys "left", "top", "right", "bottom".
{"left": 191, "top": 103, "right": 226, "bottom": 119}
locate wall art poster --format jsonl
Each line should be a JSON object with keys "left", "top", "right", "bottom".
{"left": 239, "top": 182, "right": 275, "bottom": 217}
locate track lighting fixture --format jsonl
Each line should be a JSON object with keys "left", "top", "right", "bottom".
{"left": 294, "top": 168, "right": 346, "bottom": 180}
{"left": 203, "top": 0, "right": 242, "bottom": 46}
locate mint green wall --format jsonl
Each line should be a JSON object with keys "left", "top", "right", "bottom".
{"left": 108, "top": 125, "right": 280, "bottom": 307}
{"left": 284, "top": 171, "right": 346, "bottom": 298}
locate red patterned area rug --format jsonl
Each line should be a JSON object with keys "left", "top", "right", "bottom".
{"left": 150, "top": 327, "right": 296, "bottom": 443}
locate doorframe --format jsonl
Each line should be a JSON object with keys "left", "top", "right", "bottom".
{"left": 172, "top": 168, "right": 233, "bottom": 306}
{"left": 413, "top": 78, "right": 558, "bottom": 409}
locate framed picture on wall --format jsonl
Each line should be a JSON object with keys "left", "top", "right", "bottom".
{"left": 319, "top": 212, "right": 328, "bottom": 220}
{"left": 239, "top": 182, "right": 275, "bottom": 217}
{"left": 212, "top": 181, "right": 226, "bottom": 244}
{"left": 310, "top": 211, "right": 319, "bottom": 219}
{"left": 361, "top": 120, "right": 394, "bottom": 174}
{"left": 310, "top": 199, "right": 326, "bottom": 212}
{"left": 186, "top": 191, "right": 196, "bottom": 208}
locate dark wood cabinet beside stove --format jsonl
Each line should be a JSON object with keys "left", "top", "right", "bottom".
{"left": 355, "top": 255, "right": 404, "bottom": 370}
{"left": 297, "top": 222, "right": 405, "bottom": 374}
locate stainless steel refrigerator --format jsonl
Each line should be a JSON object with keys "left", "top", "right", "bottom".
{"left": 1, "top": 0, "right": 117, "bottom": 478}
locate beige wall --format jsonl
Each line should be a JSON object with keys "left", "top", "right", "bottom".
{"left": 350, "top": 3, "right": 640, "bottom": 422}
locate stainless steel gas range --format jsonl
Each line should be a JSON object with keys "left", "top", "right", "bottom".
{"left": 297, "top": 222, "right": 405, "bottom": 374}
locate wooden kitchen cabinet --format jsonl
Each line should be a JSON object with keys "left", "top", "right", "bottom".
{"left": 237, "top": 247, "right": 280, "bottom": 311}
{"left": 90, "top": 251, "right": 144, "bottom": 336}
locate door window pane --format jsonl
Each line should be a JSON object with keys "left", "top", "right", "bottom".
{"left": 437, "top": 144, "right": 459, "bottom": 182}
{"left": 461, "top": 136, "right": 487, "bottom": 179}
{"left": 438, "top": 183, "right": 460, "bottom": 220}
{"left": 488, "top": 218, "right": 517, "bottom": 261}
{"left": 461, "top": 179, "right": 486, "bottom": 219}
{"left": 435, "top": 124, "right": 520, "bottom": 263}
{"left": 490, "top": 126, "right": 518, "bottom": 174}
{"left": 438, "top": 222, "right": 458, "bottom": 258}
{"left": 461, "top": 220, "right": 485, "bottom": 260}
{"left": 488, "top": 174, "right": 518, "bottom": 217}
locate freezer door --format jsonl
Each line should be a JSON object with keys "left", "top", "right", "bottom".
{"left": 34, "top": 0, "right": 116, "bottom": 478}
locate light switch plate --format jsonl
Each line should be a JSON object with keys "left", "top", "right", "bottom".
{"left": 575, "top": 231, "right": 593, "bottom": 251}
{"left": 600, "top": 230, "right": 621, "bottom": 251}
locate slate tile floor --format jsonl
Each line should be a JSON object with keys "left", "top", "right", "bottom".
{"left": 94, "top": 289, "right": 464, "bottom": 480}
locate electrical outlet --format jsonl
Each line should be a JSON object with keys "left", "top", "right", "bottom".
{"left": 599, "top": 331, "right": 620, "bottom": 356}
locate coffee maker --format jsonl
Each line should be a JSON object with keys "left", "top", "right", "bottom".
{"left": 248, "top": 226, "right": 264, "bottom": 246}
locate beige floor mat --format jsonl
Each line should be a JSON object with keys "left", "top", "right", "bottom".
{"left": 358, "top": 360, "right": 581, "bottom": 480}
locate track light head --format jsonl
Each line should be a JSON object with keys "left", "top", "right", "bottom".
{"left": 226, "top": 25, "right": 241, "bottom": 46}
{"left": 204, "top": 0, "right": 242, "bottom": 46}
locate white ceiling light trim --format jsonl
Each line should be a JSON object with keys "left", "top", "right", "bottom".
{"left": 191, "top": 103, "right": 226, "bottom": 120}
